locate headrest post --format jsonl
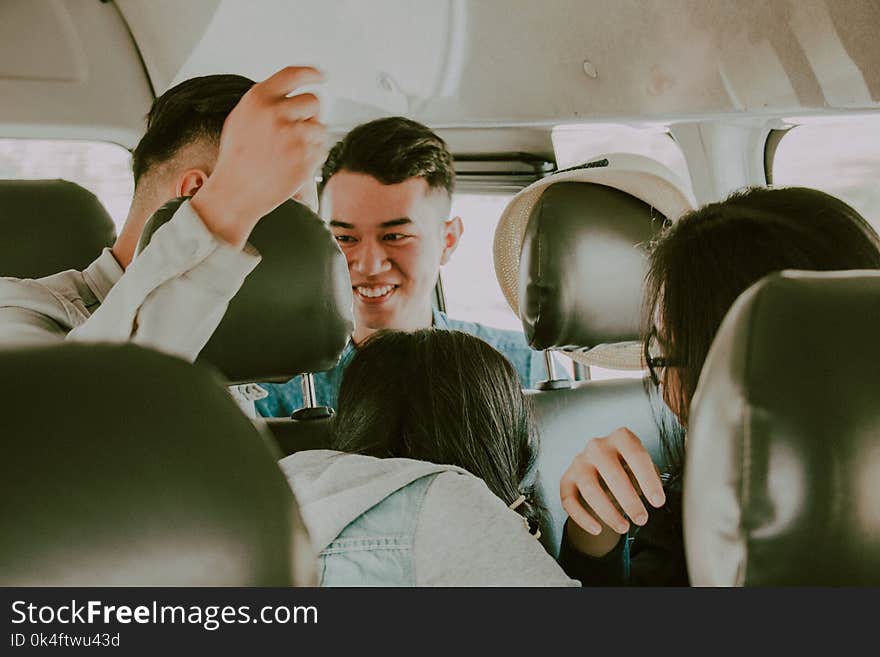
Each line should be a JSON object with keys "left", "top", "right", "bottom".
{"left": 535, "top": 349, "right": 571, "bottom": 391}
{"left": 300, "top": 372, "right": 317, "bottom": 409}
{"left": 543, "top": 350, "right": 558, "bottom": 380}
{"left": 290, "top": 372, "right": 335, "bottom": 421}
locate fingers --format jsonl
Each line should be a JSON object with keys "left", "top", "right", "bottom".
{"left": 297, "top": 118, "right": 327, "bottom": 145}
{"left": 560, "top": 478, "right": 602, "bottom": 536}
{"left": 281, "top": 93, "right": 321, "bottom": 122}
{"left": 259, "top": 66, "right": 323, "bottom": 98}
{"left": 561, "top": 457, "right": 629, "bottom": 535}
{"left": 589, "top": 445, "right": 648, "bottom": 527}
{"left": 574, "top": 468, "right": 631, "bottom": 533}
{"left": 559, "top": 428, "right": 667, "bottom": 538}
{"left": 615, "top": 427, "right": 666, "bottom": 508}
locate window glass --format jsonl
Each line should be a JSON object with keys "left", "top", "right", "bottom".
{"left": 770, "top": 116, "right": 880, "bottom": 231}
{"left": 443, "top": 193, "right": 520, "bottom": 331}
{"left": 0, "top": 139, "right": 133, "bottom": 231}
{"left": 444, "top": 192, "right": 578, "bottom": 380}
{"left": 551, "top": 123, "right": 692, "bottom": 195}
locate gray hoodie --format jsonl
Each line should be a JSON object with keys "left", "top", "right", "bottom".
{"left": 280, "top": 450, "right": 578, "bottom": 587}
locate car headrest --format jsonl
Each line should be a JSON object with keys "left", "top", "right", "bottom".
{"left": 519, "top": 181, "right": 664, "bottom": 348}
{"left": 494, "top": 155, "right": 695, "bottom": 369}
{"left": 0, "top": 179, "right": 116, "bottom": 278}
{"left": 685, "top": 270, "right": 880, "bottom": 586}
{"left": 0, "top": 343, "right": 315, "bottom": 585}
{"left": 137, "top": 197, "right": 353, "bottom": 384}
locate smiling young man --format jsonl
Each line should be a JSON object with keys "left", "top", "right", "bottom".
{"left": 256, "top": 116, "right": 552, "bottom": 417}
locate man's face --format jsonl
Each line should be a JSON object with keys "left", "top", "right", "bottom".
{"left": 322, "top": 171, "right": 461, "bottom": 342}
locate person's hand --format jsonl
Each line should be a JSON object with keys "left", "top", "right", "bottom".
{"left": 192, "top": 66, "right": 327, "bottom": 248}
{"left": 560, "top": 427, "right": 666, "bottom": 557}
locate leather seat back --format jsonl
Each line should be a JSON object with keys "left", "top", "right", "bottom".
{"left": 686, "top": 270, "right": 880, "bottom": 585}
{"left": 0, "top": 179, "right": 115, "bottom": 278}
{"left": 137, "top": 197, "right": 353, "bottom": 385}
{"left": 0, "top": 343, "right": 314, "bottom": 585}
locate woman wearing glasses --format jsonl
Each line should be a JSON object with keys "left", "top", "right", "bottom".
{"left": 558, "top": 186, "right": 880, "bottom": 585}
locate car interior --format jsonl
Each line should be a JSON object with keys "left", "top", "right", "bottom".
{"left": 1, "top": 0, "right": 879, "bottom": 586}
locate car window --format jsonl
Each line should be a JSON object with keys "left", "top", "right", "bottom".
{"left": 769, "top": 116, "right": 880, "bottom": 231}
{"left": 443, "top": 192, "right": 520, "bottom": 332}
{"left": 0, "top": 138, "right": 133, "bottom": 231}
{"left": 552, "top": 123, "right": 692, "bottom": 196}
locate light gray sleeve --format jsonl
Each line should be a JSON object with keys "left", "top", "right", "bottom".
{"left": 0, "top": 303, "right": 69, "bottom": 346}
{"left": 414, "top": 471, "right": 579, "bottom": 587}
{"left": 68, "top": 201, "right": 260, "bottom": 361}
{"left": 0, "top": 276, "right": 83, "bottom": 347}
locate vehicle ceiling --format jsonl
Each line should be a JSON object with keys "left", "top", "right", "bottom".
{"left": 1, "top": 0, "right": 879, "bottom": 153}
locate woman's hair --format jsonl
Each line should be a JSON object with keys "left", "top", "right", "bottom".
{"left": 332, "top": 329, "right": 544, "bottom": 533}
{"left": 645, "top": 186, "right": 880, "bottom": 477}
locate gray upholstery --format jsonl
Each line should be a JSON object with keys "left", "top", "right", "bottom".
{"left": 685, "top": 270, "right": 880, "bottom": 586}
{"left": 137, "top": 197, "right": 353, "bottom": 385}
{"left": 0, "top": 343, "right": 312, "bottom": 585}
{"left": 0, "top": 179, "right": 116, "bottom": 278}
{"left": 531, "top": 379, "right": 668, "bottom": 555}
{"left": 519, "top": 182, "right": 664, "bottom": 349}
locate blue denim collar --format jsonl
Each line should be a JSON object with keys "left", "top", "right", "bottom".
{"left": 342, "top": 309, "right": 451, "bottom": 361}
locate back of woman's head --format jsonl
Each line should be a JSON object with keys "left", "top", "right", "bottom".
{"left": 647, "top": 186, "right": 880, "bottom": 437}
{"left": 332, "top": 329, "right": 543, "bottom": 532}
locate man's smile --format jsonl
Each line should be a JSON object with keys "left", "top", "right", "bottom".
{"left": 354, "top": 284, "right": 399, "bottom": 303}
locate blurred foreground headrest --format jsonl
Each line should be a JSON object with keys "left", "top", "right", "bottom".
{"left": 0, "top": 343, "right": 315, "bottom": 585}
{"left": 686, "top": 270, "right": 880, "bottom": 585}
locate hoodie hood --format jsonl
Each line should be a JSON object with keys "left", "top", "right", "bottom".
{"left": 279, "top": 450, "right": 471, "bottom": 553}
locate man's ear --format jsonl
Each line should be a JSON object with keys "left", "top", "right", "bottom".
{"left": 175, "top": 169, "right": 209, "bottom": 198}
{"left": 440, "top": 216, "right": 463, "bottom": 265}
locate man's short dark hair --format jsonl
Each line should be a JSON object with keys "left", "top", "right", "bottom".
{"left": 320, "top": 117, "right": 454, "bottom": 197}
{"left": 131, "top": 74, "right": 256, "bottom": 186}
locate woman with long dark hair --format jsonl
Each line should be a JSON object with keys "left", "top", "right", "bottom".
{"left": 281, "top": 328, "right": 575, "bottom": 586}
{"left": 558, "top": 186, "right": 880, "bottom": 585}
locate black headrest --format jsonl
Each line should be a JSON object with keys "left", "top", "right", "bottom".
{"left": 0, "top": 179, "right": 116, "bottom": 278}
{"left": 519, "top": 182, "right": 664, "bottom": 349}
{"left": 137, "top": 198, "right": 353, "bottom": 384}
{"left": 0, "top": 343, "right": 313, "bottom": 585}
{"left": 685, "top": 270, "right": 880, "bottom": 585}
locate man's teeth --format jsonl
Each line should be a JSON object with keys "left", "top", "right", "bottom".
{"left": 357, "top": 285, "right": 394, "bottom": 298}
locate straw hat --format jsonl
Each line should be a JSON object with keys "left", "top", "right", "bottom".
{"left": 493, "top": 153, "right": 696, "bottom": 370}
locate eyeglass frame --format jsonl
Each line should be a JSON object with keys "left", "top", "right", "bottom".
{"left": 644, "top": 327, "right": 683, "bottom": 387}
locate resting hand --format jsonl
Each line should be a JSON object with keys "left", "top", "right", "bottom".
{"left": 560, "top": 427, "right": 666, "bottom": 557}
{"left": 192, "top": 66, "right": 327, "bottom": 248}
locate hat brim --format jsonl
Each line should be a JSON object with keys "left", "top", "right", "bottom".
{"left": 493, "top": 154, "right": 695, "bottom": 370}
{"left": 494, "top": 153, "right": 696, "bottom": 319}
{"left": 561, "top": 341, "right": 646, "bottom": 370}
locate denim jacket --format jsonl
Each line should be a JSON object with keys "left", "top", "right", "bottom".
{"left": 280, "top": 450, "right": 577, "bottom": 587}
{"left": 319, "top": 475, "right": 437, "bottom": 586}
{"left": 256, "top": 309, "right": 557, "bottom": 417}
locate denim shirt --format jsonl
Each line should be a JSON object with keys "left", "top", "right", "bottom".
{"left": 318, "top": 474, "right": 437, "bottom": 586}
{"left": 255, "top": 309, "right": 553, "bottom": 418}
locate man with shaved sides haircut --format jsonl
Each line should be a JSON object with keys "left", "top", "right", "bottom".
{"left": 0, "top": 67, "right": 326, "bottom": 363}
{"left": 257, "top": 116, "right": 553, "bottom": 417}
